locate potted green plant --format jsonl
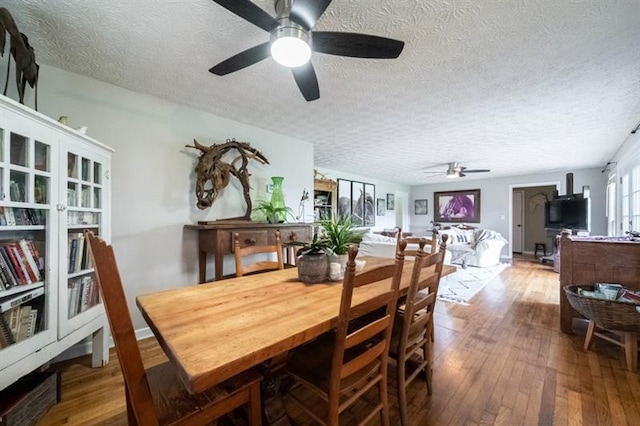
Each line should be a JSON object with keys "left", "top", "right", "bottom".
{"left": 252, "top": 200, "right": 295, "bottom": 224}
{"left": 320, "top": 216, "right": 364, "bottom": 256}
{"left": 291, "top": 232, "right": 330, "bottom": 283}
{"left": 320, "top": 216, "right": 365, "bottom": 279}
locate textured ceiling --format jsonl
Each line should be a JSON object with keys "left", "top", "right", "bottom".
{"left": 2, "top": 0, "right": 640, "bottom": 184}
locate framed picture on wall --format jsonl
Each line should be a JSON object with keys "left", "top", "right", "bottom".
{"left": 376, "top": 198, "right": 385, "bottom": 216}
{"left": 386, "top": 193, "right": 395, "bottom": 210}
{"left": 337, "top": 179, "right": 351, "bottom": 222}
{"left": 414, "top": 199, "right": 428, "bottom": 215}
{"left": 337, "top": 178, "right": 375, "bottom": 226}
{"left": 434, "top": 189, "right": 481, "bottom": 223}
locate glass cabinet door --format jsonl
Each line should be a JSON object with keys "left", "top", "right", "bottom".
{"left": 0, "top": 121, "right": 55, "bottom": 364}
{"left": 59, "top": 145, "right": 108, "bottom": 337}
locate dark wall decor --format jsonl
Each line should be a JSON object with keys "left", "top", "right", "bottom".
{"left": 376, "top": 198, "right": 385, "bottom": 216}
{"left": 185, "top": 138, "right": 269, "bottom": 219}
{"left": 0, "top": 7, "right": 40, "bottom": 109}
{"left": 386, "top": 193, "right": 395, "bottom": 210}
{"left": 414, "top": 199, "right": 428, "bottom": 215}
{"left": 337, "top": 178, "right": 375, "bottom": 226}
{"left": 434, "top": 189, "right": 481, "bottom": 223}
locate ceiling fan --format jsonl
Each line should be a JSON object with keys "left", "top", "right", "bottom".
{"left": 423, "top": 162, "right": 491, "bottom": 178}
{"left": 208, "top": 0, "right": 405, "bottom": 102}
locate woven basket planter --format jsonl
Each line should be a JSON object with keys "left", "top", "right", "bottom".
{"left": 564, "top": 285, "right": 640, "bottom": 332}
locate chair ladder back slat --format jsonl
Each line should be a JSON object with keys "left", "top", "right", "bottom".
{"left": 85, "top": 231, "right": 159, "bottom": 425}
{"left": 234, "top": 230, "right": 284, "bottom": 277}
{"left": 345, "top": 315, "right": 390, "bottom": 349}
{"left": 340, "top": 341, "right": 385, "bottom": 380}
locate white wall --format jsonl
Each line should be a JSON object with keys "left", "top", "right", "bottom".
{"left": 314, "top": 166, "right": 410, "bottom": 231}
{"left": 410, "top": 168, "right": 608, "bottom": 257}
{"left": 2, "top": 63, "right": 314, "bottom": 329}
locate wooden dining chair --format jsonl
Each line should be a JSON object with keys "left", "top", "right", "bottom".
{"left": 401, "top": 229, "right": 438, "bottom": 258}
{"left": 390, "top": 234, "right": 447, "bottom": 426}
{"left": 284, "top": 241, "right": 407, "bottom": 425}
{"left": 234, "top": 230, "right": 284, "bottom": 277}
{"left": 85, "top": 231, "right": 263, "bottom": 426}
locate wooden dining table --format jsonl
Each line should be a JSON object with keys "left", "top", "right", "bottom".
{"left": 136, "top": 257, "right": 456, "bottom": 398}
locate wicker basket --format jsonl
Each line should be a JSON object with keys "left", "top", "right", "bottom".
{"left": 564, "top": 285, "right": 640, "bottom": 332}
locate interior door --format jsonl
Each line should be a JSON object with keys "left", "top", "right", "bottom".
{"left": 512, "top": 190, "right": 524, "bottom": 253}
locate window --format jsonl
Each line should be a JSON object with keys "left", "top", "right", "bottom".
{"left": 620, "top": 167, "right": 640, "bottom": 234}
{"left": 633, "top": 167, "right": 640, "bottom": 231}
{"left": 621, "top": 173, "right": 630, "bottom": 234}
{"left": 606, "top": 179, "right": 616, "bottom": 236}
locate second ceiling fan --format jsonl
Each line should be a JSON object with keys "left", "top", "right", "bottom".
{"left": 424, "top": 162, "right": 491, "bottom": 178}
{"left": 208, "top": 0, "right": 405, "bottom": 101}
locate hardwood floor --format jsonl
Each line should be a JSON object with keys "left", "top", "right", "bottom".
{"left": 37, "top": 256, "right": 640, "bottom": 425}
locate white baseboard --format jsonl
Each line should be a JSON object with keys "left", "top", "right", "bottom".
{"left": 52, "top": 326, "right": 155, "bottom": 363}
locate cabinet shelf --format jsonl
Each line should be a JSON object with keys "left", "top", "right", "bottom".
{"left": 313, "top": 178, "right": 337, "bottom": 221}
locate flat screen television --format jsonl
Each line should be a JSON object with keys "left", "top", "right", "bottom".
{"left": 544, "top": 198, "right": 589, "bottom": 230}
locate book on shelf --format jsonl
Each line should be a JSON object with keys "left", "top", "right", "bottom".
{"left": 9, "top": 181, "right": 26, "bottom": 203}
{"left": 27, "top": 240, "right": 44, "bottom": 276}
{"left": 0, "top": 248, "right": 20, "bottom": 289}
{"left": 0, "top": 208, "right": 45, "bottom": 227}
{"left": 16, "top": 240, "right": 40, "bottom": 283}
{"left": 0, "top": 286, "right": 45, "bottom": 313}
{"left": 3, "top": 244, "right": 29, "bottom": 285}
{"left": 2, "top": 305, "right": 38, "bottom": 344}
{"left": 0, "top": 313, "right": 15, "bottom": 348}
{"left": 3, "top": 208, "right": 16, "bottom": 226}
{"left": 74, "top": 234, "right": 85, "bottom": 273}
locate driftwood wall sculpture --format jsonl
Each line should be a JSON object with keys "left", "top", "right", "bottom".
{"left": 186, "top": 138, "right": 269, "bottom": 219}
{"left": 0, "top": 7, "right": 39, "bottom": 109}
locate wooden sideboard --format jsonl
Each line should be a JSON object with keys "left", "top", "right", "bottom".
{"left": 185, "top": 221, "right": 313, "bottom": 283}
{"left": 559, "top": 232, "right": 640, "bottom": 333}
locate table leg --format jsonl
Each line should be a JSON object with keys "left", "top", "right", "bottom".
{"left": 214, "top": 253, "right": 224, "bottom": 282}
{"left": 258, "top": 352, "right": 292, "bottom": 426}
{"left": 198, "top": 250, "right": 207, "bottom": 284}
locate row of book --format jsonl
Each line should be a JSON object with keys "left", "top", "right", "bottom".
{"left": 0, "top": 239, "right": 44, "bottom": 292}
{"left": 68, "top": 211, "right": 99, "bottom": 226}
{"left": 0, "top": 287, "right": 44, "bottom": 348}
{"left": 0, "top": 207, "right": 46, "bottom": 226}
{"left": 68, "top": 276, "right": 100, "bottom": 318}
{"left": 68, "top": 233, "right": 93, "bottom": 274}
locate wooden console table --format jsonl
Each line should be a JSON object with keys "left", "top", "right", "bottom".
{"left": 185, "top": 221, "right": 313, "bottom": 283}
{"left": 559, "top": 232, "right": 640, "bottom": 333}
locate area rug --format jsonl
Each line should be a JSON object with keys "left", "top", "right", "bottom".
{"left": 435, "top": 263, "right": 510, "bottom": 304}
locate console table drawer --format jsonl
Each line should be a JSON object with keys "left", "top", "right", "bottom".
{"left": 230, "top": 230, "right": 268, "bottom": 251}
{"left": 279, "top": 227, "right": 312, "bottom": 245}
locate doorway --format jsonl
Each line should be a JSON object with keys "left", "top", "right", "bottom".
{"left": 508, "top": 181, "right": 560, "bottom": 259}
{"left": 512, "top": 191, "right": 524, "bottom": 254}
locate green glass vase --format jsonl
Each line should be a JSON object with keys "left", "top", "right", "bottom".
{"left": 270, "top": 176, "right": 286, "bottom": 223}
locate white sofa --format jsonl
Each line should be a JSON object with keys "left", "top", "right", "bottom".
{"left": 357, "top": 232, "right": 453, "bottom": 264}
{"left": 437, "top": 227, "right": 507, "bottom": 268}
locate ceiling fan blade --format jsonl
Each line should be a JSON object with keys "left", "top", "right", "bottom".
{"left": 209, "top": 42, "right": 271, "bottom": 75}
{"left": 463, "top": 169, "right": 491, "bottom": 173}
{"left": 211, "top": 0, "right": 278, "bottom": 32}
{"left": 312, "top": 32, "right": 404, "bottom": 59}
{"left": 292, "top": 62, "right": 320, "bottom": 102}
{"left": 458, "top": 172, "right": 466, "bottom": 177}
{"left": 290, "top": 0, "right": 332, "bottom": 30}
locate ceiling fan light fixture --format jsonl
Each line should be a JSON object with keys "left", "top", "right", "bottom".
{"left": 270, "top": 21, "right": 311, "bottom": 68}
{"left": 446, "top": 169, "right": 459, "bottom": 178}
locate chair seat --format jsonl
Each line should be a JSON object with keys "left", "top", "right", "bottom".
{"left": 147, "top": 362, "right": 262, "bottom": 425}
